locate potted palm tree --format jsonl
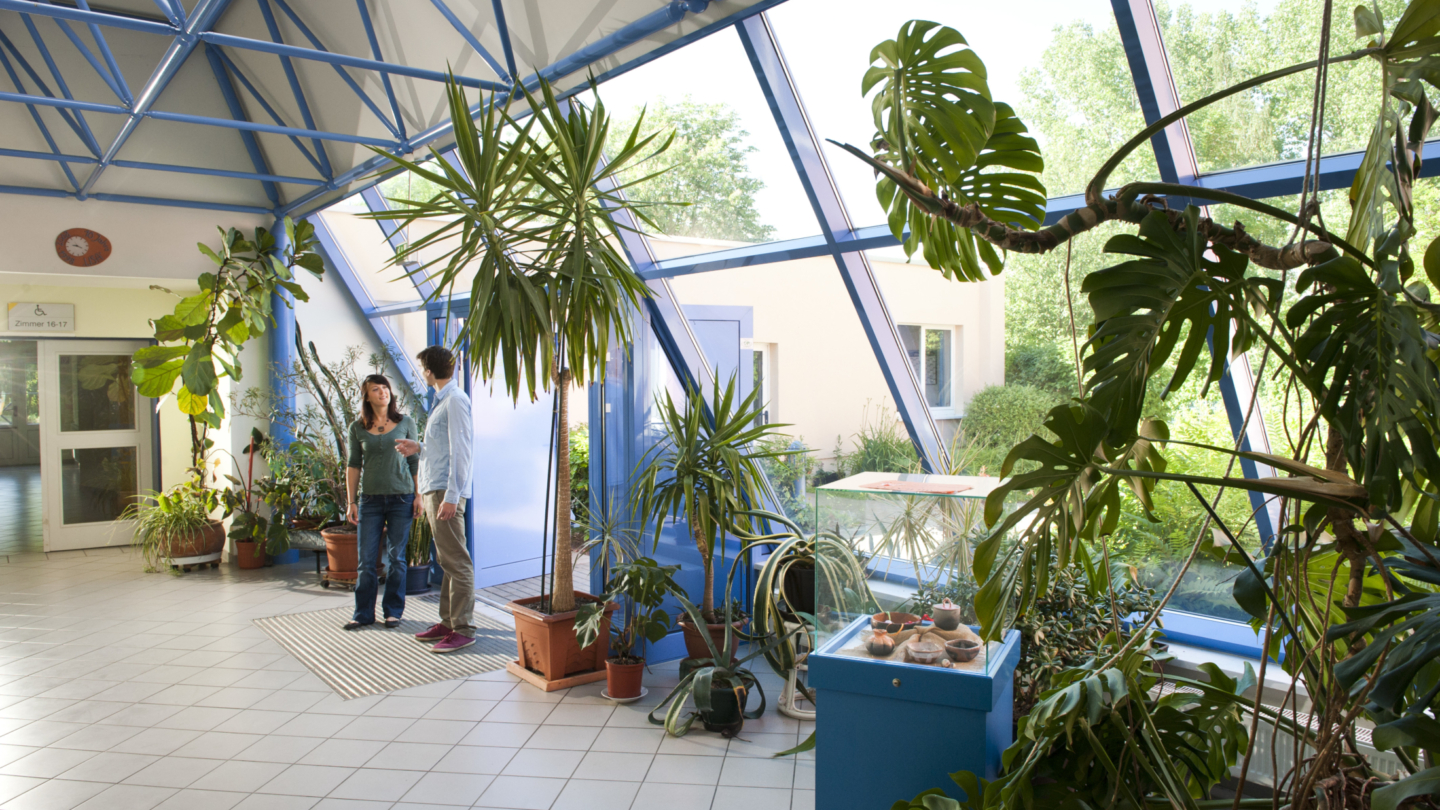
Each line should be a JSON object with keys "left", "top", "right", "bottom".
{"left": 364, "top": 75, "right": 674, "bottom": 687}
{"left": 632, "top": 374, "right": 789, "bottom": 659}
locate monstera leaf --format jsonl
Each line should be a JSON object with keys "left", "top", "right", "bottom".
{"left": 1287, "top": 241, "right": 1440, "bottom": 513}
{"left": 864, "top": 20, "right": 994, "bottom": 184}
{"left": 873, "top": 102, "right": 1046, "bottom": 281}
{"left": 1081, "top": 207, "right": 1273, "bottom": 445}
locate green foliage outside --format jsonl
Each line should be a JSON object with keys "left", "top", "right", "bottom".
{"left": 607, "top": 97, "right": 775, "bottom": 243}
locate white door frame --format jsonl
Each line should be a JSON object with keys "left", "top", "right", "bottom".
{"left": 39, "top": 339, "right": 155, "bottom": 552}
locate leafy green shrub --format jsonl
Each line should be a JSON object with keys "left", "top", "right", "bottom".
{"left": 959, "top": 384, "right": 1058, "bottom": 472}
{"left": 842, "top": 402, "right": 919, "bottom": 475}
{"left": 1005, "top": 344, "right": 1076, "bottom": 398}
{"left": 570, "top": 423, "right": 589, "bottom": 521}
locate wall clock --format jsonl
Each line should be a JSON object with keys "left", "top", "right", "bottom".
{"left": 55, "top": 228, "right": 111, "bottom": 267}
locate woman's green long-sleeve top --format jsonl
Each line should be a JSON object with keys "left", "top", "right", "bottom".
{"left": 346, "top": 415, "right": 421, "bottom": 495}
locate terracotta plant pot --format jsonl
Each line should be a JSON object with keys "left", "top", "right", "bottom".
{"left": 235, "top": 540, "right": 265, "bottom": 569}
{"left": 606, "top": 658, "right": 645, "bottom": 699}
{"left": 677, "top": 618, "right": 748, "bottom": 661}
{"left": 321, "top": 526, "right": 358, "bottom": 575}
{"left": 164, "top": 520, "right": 226, "bottom": 559}
{"left": 508, "top": 593, "right": 618, "bottom": 685}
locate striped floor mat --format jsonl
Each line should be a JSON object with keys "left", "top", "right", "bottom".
{"left": 254, "top": 596, "right": 516, "bottom": 700}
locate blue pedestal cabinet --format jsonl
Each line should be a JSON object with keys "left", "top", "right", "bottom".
{"left": 810, "top": 618, "right": 1022, "bottom": 809}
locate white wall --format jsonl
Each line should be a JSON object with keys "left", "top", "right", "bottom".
{"left": 660, "top": 236, "right": 1005, "bottom": 464}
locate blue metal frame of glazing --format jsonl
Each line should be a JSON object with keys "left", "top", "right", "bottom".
{"left": 6, "top": 0, "right": 1406, "bottom": 660}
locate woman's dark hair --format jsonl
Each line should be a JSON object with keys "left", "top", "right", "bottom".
{"left": 416, "top": 345, "right": 456, "bottom": 379}
{"left": 360, "top": 374, "right": 403, "bottom": 429}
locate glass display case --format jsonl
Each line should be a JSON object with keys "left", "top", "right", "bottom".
{"left": 811, "top": 471, "right": 1012, "bottom": 679}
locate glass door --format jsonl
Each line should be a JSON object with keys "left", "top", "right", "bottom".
{"left": 39, "top": 340, "right": 153, "bottom": 552}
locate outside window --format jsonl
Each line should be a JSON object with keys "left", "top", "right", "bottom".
{"left": 750, "top": 341, "right": 772, "bottom": 426}
{"left": 898, "top": 325, "right": 953, "bottom": 411}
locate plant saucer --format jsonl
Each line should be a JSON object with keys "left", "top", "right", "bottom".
{"left": 601, "top": 687, "right": 648, "bottom": 704}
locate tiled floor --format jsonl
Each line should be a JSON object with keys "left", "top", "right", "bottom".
{"left": 0, "top": 548, "right": 813, "bottom": 810}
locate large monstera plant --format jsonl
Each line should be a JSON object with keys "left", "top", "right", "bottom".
{"left": 851, "top": 11, "right": 1440, "bottom": 810}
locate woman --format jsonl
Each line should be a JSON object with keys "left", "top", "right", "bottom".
{"left": 344, "top": 374, "right": 423, "bottom": 630}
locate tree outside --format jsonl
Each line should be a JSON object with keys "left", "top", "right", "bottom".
{"left": 607, "top": 96, "right": 776, "bottom": 243}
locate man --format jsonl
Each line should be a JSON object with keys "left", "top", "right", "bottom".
{"left": 395, "top": 346, "right": 475, "bottom": 653}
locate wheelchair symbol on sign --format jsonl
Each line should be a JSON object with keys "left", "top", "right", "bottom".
{"left": 33, "top": 305, "right": 45, "bottom": 317}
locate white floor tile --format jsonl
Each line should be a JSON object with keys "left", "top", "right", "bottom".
{"left": 399, "top": 770, "right": 494, "bottom": 805}
{"left": 256, "top": 763, "right": 356, "bottom": 797}
{"left": 327, "top": 767, "right": 424, "bottom": 802}
{"left": 551, "top": 777, "right": 640, "bottom": 810}
{"left": 711, "top": 785, "right": 795, "bottom": 810}
{"left": 121, "top": 756, "right": 222, "bottom": 788}
{"left": 3, "top": 777, "right": 109, "bottom": 810}
{"left": 629, "top": 781, "right": 715, "bottom": 810}
{"left": 645, "top": 754, "right": 723, "bottom": 785}
{"left": 473, "top": 775, "right": 566, "bottom": 809}
{"left": 571, "top": 751, "right": 654, "bottom": 782}
{"left": 430, "top": 744, "right": 516, "bottom": 775}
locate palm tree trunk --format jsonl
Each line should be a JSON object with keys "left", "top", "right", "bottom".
{"left": 551, "top": 368, "right": 576, "bottom": 614}
{"left": 695, "top": 523, "right": 714, "bottom": 623}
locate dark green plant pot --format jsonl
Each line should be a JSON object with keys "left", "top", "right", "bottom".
{"left": 405, "top": 563, "right": 432, "bottom": 595}
{"left": 700, "top": 683, "right": 747, "bottom": 734}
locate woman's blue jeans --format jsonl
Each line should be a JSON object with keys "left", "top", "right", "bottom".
{"left": 353, "top": 493, "right": 414, "bottom": 624}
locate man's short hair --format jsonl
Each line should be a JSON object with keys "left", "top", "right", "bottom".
{"left": 416, "top": 345, "right": 456, "bottom": 379}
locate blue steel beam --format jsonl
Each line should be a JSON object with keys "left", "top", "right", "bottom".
{"left": 490, "top": 0, "right": 517, "bottom": 80}
{"left": 255, "top": 0, "right": 332, "bottom": 179}
{"left": 310, "top": 213, "right": 425, "bottom": 391}
{"left": 0, "top": 0, "right": 175, "bottom": 35}
{"left": 427, "top": 0, "right": 509, "bottom": 81}
{"left": 72, "top": 0, "right": 133, "bottom": 103}
{"left": 112, "top": 158, "right": 323, "bottom": 185}
{"left": 0, "top": 40, "right": 81, "bottom": 189}
{"left": 31, "top": 4, "right": 130, "bottom": 103}
{"left": 738, "top": 13, "right": 949, "bottom": 473}
{"left": 357, "top": 185, "right": 438, "bottom": 299}
{"left": 281, "top": 0, "right": 787, "bottom": 217}
{"left": 0, "top": 28, "right": 101, "bottom": 155}
{"left": 199, "top": 31, "right": 510, "bottom": 92}
{"left": 203, "top": 42, "right": 279, "bottom": 204}
{"left": 19, "top": 13, "right": 105, "bottom": 154}
{"left": 0, "top": 90, "right": 400, "bottom": 146}
{"left": 212, "top": 49, "right": 327, "bottom": 176}
{"left": 78, "top": 0, "right": 234, "bottom": 196}
{"left": 354, "top": 0, "right": 404, "bottom": 139}
{"left": 269, "top": 217, "right": 297, "bottom": 446}
{"left": 268, "top": 0, "right": 402, "bottom": 140}
{"left": 150, "top": 0, "right": 182, "bottom": 27}
{"left": 0, "top": 182, "right": 274, "bottom": 214}
{"left": 1110, "top": 0, "right": 1196, "bottom": 186}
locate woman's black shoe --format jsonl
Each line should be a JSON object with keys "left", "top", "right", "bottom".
{"left": 343, "top": 621, "right": 371, "bottom": 631}
{"left": 384, "top": 618, "right": 400, "bottom": 629}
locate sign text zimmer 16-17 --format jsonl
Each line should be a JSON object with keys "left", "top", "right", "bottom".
{"left": 8, "top": 303, "right": 75, "bottom": 333}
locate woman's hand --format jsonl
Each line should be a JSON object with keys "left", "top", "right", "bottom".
{"left": 413, "top": 496, "right": 423, "bottom": 519}
{"left": 345, "top": 502, "right": 358, "bottom": 525}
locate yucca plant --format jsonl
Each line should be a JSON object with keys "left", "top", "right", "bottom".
{"left": 631, "top": 373, "right": 790, "bottom": 623}
{"left": 363, "top": 75, "right": 674, "bottom": 614}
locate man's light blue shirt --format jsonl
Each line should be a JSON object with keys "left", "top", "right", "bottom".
{"left": 417, "top": 378, "right": 473, "bottom": 504}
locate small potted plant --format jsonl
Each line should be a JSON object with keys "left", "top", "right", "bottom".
{"left": 650, "top": 594, "right": 799, "bottom": 737}
{"left": 577, "top": 557, "right": 682, "bottom": 701}
{"left": 123, "top": 479, "right": 224, "bottom": 573}
{"left": 406, "top": 515, "right": 433, "bottom": 595}
{"left": 221, "top": 429, "right": 291, "bottom": 569}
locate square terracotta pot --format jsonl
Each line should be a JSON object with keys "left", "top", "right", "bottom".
{"left": 508, "top": 592, "right": 618, "bottom": 683}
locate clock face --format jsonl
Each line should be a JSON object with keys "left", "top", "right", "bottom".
{"left": 55, "top": 229, "right": 111, "bottom": 267}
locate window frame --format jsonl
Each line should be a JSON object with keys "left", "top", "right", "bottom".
{"left": 899, "top": 323, "right": 960, "bottom": 420}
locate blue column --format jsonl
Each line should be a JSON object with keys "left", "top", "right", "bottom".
{"left": 269, "top": 217, "right": 296, "bottom": 448}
